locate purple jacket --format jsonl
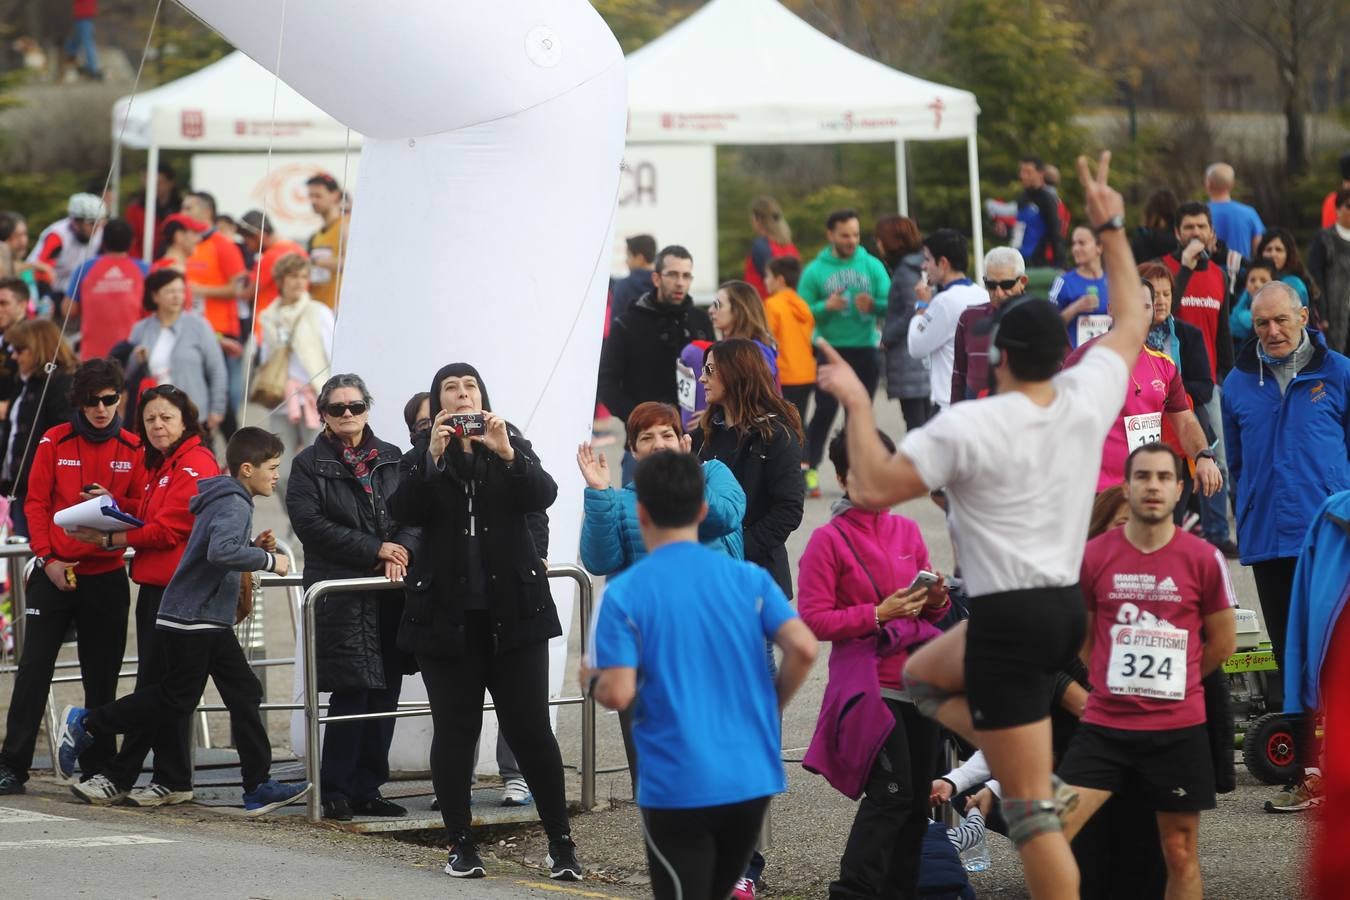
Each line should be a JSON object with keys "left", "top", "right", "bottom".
{"left": 802, "top": 621, "right": 940, "bottom": 800}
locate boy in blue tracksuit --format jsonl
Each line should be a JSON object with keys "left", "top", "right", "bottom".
{"left": 57, "top": 427, "right": 310, "bottom": 815}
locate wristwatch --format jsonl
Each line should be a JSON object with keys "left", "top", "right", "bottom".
{"left": 1194, "top": 449, "right": 1217, "bottom": 464}
{"left": 1093, "top": 215, "right": 1125, "bottom": 236}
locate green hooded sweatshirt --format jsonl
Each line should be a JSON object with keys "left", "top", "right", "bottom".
{"left": 798, "top": 244, "right": 892, "bottom": 347}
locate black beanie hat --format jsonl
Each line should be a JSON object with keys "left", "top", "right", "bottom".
{"left": 429, "top": 362, "right": 491, "bottom": 418}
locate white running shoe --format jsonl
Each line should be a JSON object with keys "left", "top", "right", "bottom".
{"left": 70, "top": 774, "right": 128, "bottom": 806}
{"left": 127, "top": 783, "right": 194, "bottom": 808}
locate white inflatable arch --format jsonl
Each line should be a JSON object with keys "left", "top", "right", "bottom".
{"left": 177, "top": 0, "right": 627, "bottom": 769}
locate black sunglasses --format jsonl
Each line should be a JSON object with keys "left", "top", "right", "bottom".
{"left": 984, "top": 278, "right": 1021, "bottom": 291}
{"left": 702, "top": 362, "right": 715, "bottom": 377}
{"left": 84, "top": 393, "right": 120, "bottom": 408}
{"left": 324, "top": 401, "right": 368, "bottom": 417}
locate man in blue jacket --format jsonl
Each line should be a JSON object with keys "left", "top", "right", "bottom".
{"left": 1221, "top": 281, "right": 1350, "bottom": 812}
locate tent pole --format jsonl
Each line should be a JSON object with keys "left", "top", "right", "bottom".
{"left": 966, "top": 134, "right": 984, "bottom": 279}
{"left": 142, "top": 144, "right": 159, "bottom": 263}
{"left": 895, "top": 141, "right": 908, "bottom": 216}
{"left": 110, "top": 142, "right": 121, "bottom": 216}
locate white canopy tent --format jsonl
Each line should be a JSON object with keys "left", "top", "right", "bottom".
{"left": 111, "top": 51, "right": 362, "bottom": 259}
{"left": 625, "top": 0, "right": 984, "bottom": 270}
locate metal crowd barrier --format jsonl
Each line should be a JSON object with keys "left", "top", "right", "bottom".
{"left": 299, "top": 564, "right": 596, "bottom": 823}
{"left": 0, "top": 538, "right": 597, "bottom": 826}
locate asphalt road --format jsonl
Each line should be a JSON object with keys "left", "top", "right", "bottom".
{"left": 0, "top": 394, "right": 1312, "bottom": 898}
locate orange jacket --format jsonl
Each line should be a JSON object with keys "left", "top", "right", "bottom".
{"left": 764, "top": 289, "right": 816, "bottom": 386}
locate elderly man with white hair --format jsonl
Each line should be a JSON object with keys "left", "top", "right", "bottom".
{"left": 1205, "top": 162, "right": 1265, "bottom": 259}
{"left": 1222, "top": 279, "right": 1350, "bottom": 813}
{"left": 950, "top": 246, "right": 1028, "bottom": 404}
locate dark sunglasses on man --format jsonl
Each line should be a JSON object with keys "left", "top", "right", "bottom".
{"left": 85, "top": 393, "right": 120, "bottom": 408}
{"left": 983, "top": 277, "right": 1021, "bottom": 292}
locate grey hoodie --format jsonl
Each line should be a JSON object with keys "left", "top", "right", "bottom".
{"left": 156, "top": 475, "right": 273, "bottom": 632}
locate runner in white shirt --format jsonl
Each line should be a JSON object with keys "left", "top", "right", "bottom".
{"left": 906, "top": 229, "right": 987, "bottom": 411}
{"left": 815, "top": 152, "right": 1148, "bottom": 900}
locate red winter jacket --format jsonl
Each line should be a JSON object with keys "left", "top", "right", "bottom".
{"left": 126, "top": 435, "right": 221, "bottom": 587}
{"left": 26, "top": 422, "right": 143, "bottom": 574}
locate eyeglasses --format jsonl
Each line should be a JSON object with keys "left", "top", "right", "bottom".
{"left": 984, "top": 278, "right": 1021, "bottom": 291}
{"left": 710, "top": 298, "right": 722, "bottom": 309}
{"left": 84, "top": 394, "right": 120, "bottom": 408}
{"left": 323, "top": 401, "right": 368, "bottom": 418}
{"left": 412, "top": 417, "right": 433, "bottom": 433}
{"left": 702, "top": 362, "right": 715, "bottom": 377}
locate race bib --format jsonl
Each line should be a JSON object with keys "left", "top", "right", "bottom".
{"left": 309, "top": 248, "right": 334, "bottom": 283}
{"left": 1123, "top": 411, "right": 1162, "bottom": 452}
{"left": 1106, "top": 623, "right": 1187, "bottom": 700}
{"left": 675, "top": 361, "right": 697, "bottom": 412}
{"left": 1076, "top": 314, "right": 1112, "bottom": 345}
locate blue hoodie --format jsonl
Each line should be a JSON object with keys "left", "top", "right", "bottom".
{"left": 156, "top": 475, "right": 274, "bottom": 632}
{"left": 1284, "top": 491, "right": 1350, "bottom": 714}
{"left": 580, "top": 459, "right": 746, "bottom": 575}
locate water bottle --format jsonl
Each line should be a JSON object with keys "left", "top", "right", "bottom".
{"left": 958, "top": 816, "right": 991, "bottom": 873}
{"left": 1085, "top": 284, "right": 1100, "bottom": 311}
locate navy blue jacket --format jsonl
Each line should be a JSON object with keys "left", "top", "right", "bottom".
{"left": 1221, "top": 331, "right": 1350, "bottom": 564}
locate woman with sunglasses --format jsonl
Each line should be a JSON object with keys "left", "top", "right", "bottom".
{"left": 285, "top": 373, "right": 419, "bottom": 821}
{"left": 0, "top": 319, "right": 76, "bottom": 537}
{"left": 62, "top": 384, "right": 221, "bottom": 806}
{"left": 1050, "top": 225, "right": 1110, "bottom": 349}
{"left": 0, "top": 359, "right": 143, "bottom": 796}
{"left": 127, "top": 269, "right": 228, "bottom": 432}
{"left": 677, "top": 280, "right": 778, "bottom": 429}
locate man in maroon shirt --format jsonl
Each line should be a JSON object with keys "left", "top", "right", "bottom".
{"left": 951, "top": 246, "right": 1027, "bottom": 404}
{"left": 1058, "top": 443, "right": 1237, "bottom": 900}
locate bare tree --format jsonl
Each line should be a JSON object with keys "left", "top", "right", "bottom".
{"left": 1208, "top": 0, "right": 1346, "bottom": 175}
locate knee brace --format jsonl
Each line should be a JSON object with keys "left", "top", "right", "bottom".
{"left": 903, "top": 674, "right": 954, "bottom": 720}
{"left": 1002, "top": 797, "right": 1062, "bottom": 848}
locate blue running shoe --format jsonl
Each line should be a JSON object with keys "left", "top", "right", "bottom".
{"left": 242, "top": 779, "right": 311, "bottom": 817}
{"left": 55, "top": 706, "right": 92, "bottom": 782}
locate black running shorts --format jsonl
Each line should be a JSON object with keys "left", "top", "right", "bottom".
{"left": 1057, "top": 722, "right": 1216, "bottom": 812}
{"left": 964, "top": 585, "right": 1086, "bottom": 731}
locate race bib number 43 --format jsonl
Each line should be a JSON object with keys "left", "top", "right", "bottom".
{"left": 1107, "top": 623, "right": 1187, "bottom": 700}
{"left": 676, "top": 361, "right": 697, "bottom": 412}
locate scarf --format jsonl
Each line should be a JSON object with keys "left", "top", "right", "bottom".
{"left": 72, "top": 411, "right": 122, "bottom": 444}
{"left": 1146, "top": 317, "right": 1181, "bottom": 368}
{"left": 1257, "top": 329, "right": 1310, "bottom": 369}
{"left": 324, "top": 428, "right": 380, "bottom": 493}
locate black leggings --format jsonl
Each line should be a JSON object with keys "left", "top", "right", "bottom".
{"left": 898, "top": 397, "right": 934, "bottom": 434}
{"left": 1252, "top": 556, "right": 1298, "bottom": 712}
{"left": 642, "top": 796, "right": 771, "bottom": 900}
{"left": 831, "top": 698, "right": 939, "bottom": 898}
{"left": 0, "top": 568, "right": 129, "bottom": 781}
{"left": 806, "top": 346, "right": 879, "bottom": 469}
{"left": 418, "top": 613, "right": 570, "bottom": 841}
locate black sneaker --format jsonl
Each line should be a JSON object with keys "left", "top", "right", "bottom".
{"left": 321, "top": 795, "right": 353, "bottom": 821}
{"left": 351, "top": 795, "right": 406, "bottom": 817}
{"left": 0, "top": 764, "right": 25, "bottom": 795}
{"left": 547, "top": 835, "right": 583, "bottom": 881}
{"left": 445, "top": 837, "right": 486, "bottom": 878}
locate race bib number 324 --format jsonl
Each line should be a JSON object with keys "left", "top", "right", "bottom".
{"left": 1106, "top": 623, "right": 1187, "bottom": 701}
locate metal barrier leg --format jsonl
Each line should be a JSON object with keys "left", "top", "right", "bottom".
{"left": 44, "top": 688, "right": 60, "bottom": 776}
{"left": 303, "top": 588, "right": 322, "bottom": 823}
{"left": 9, "top": 556, "right": 26, "bottom": 659}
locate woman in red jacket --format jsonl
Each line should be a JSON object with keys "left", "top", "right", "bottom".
{"left": 64, "top": 384, "right": 221, "bottom": 806}
{"left": 0, "top": 359, "right": 143, "bottom": 795}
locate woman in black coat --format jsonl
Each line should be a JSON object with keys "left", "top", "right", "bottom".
{"left": 286, "top": 373, "right": 419, "bottom": 822}
{"left": 1, "top": 319, "right": 76, "bottom": 537}
{"left": 388, "top": 362, "right": 581, "bottom": 881}
{"left": 693, "top": 337, "right": 806, "bottom": 597}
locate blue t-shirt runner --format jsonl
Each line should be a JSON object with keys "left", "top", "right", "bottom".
{"left": 591, "top": 540, "right": 796, "bottom": 810}
{"left": 1050, "top": 269, "right": 1111, "bottom": 348}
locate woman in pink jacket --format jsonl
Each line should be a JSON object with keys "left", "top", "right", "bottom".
{"left": 799, "top": 429, "right": 950, "bottom": 900}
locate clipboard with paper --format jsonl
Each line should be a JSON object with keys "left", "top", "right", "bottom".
{"left": 53, "top": 495, "right": 145, "bottom": 533}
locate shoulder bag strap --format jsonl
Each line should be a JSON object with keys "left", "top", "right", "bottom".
{"left": 831, "top": 521, "right": 886, "bottom": 603}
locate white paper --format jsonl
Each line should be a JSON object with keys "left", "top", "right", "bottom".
{"left": 53, "top": 495, "right": 144, "bottom": 533}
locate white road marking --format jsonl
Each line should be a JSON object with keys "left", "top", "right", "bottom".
{"left": 0, "top": 806, "right": 75, "bottom": 824}
{"left": 0, "top": 834, "right": 176, "bottom": 849}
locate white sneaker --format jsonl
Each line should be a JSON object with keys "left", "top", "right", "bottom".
{"left": 127, "top": 783, "right": 194, "bottom": 808}
{"left": 501, "top": 777, "right": 533, "bottom": 807}
{"left": 70, "top": 774, "right": 128, "bottom": 806}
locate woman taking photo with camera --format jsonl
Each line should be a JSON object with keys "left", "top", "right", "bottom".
{"left": 389, "top": 362, "right": 581, "bottom": 882}
{"left": 286, "top": 373, "right": 418, "bottom": 822}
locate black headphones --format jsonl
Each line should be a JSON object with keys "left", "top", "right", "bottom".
{"left": 986, "top": 295, "right": 1039, "bottom": 368}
